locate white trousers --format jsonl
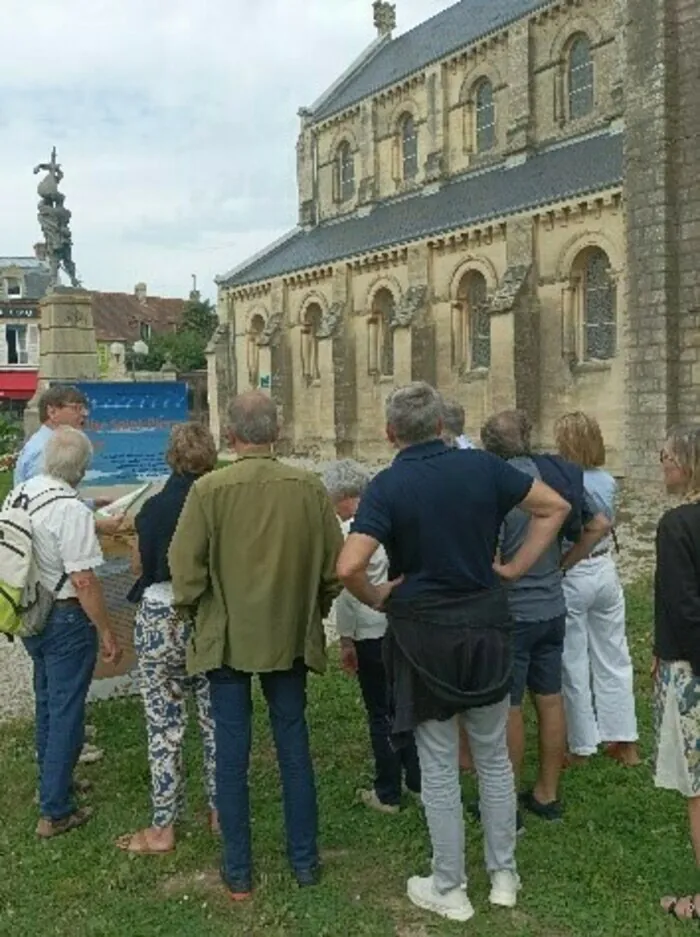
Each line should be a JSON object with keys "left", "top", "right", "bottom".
{"left": 561, "top": 554, "right": 638, "bottom": 756}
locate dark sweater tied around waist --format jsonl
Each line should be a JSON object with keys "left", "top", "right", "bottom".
{"left": 383, "top": 587, "right": 514, "bottom": 747}
{"left": 127, "top": 471, "right": 199, "bottom": 604}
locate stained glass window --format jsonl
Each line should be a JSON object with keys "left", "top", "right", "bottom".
{"left": 401, "top": 114, "right": 418, "bottom": 180}
{"left": 475, "top": 79, "right": 496, "bottom": 153}
{"left": 583, "top": 249, "right": 616, "bottom": 360}
{"left": 569, "top": 35, "right": 594, "bottom": 120}
{"left": 338, "top": 142, "right": 355, "bottom": 202}
{"left": 372, "top": 289, "right": 395, "bottom": 377}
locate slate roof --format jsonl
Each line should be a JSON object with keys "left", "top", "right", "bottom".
{"left": 0, "top": 257, "right": 51, "bottom": 300}
{"left": 91, "top": 291, "right": 186, "bottom": 343}
{"left": 313, "top": 0, "right": 553, "bottom": 122}
{"left": 219, "top": 130, "right": 623, "bottom": 289}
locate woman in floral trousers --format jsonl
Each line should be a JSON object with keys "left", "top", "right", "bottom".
{"left": 117, "top": 423, "right": 218, "bottom": 855}
{"left": 655, "top": 426, "right": 700, "bottom": 921}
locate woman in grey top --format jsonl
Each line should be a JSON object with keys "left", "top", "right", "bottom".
{"left": 555, "top": 412, "right": 640, "bottom": 767}
{"left": 323, "top": 460, "right": 421, "bottom": 814}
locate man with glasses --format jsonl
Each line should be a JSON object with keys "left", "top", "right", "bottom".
{"left": 15, "top": 387, "right": 119, "bottom": 529}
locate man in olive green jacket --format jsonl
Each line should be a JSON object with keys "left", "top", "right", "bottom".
{"left": 169, "top": 391, "right": 342, "bottom": 897}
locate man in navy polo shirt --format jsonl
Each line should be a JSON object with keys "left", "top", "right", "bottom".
{"left": 337, "top": 383, "right": 568, "bottom": 924}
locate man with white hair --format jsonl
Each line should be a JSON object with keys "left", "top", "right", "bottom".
{"left": 6, "top": 427, "right": 121, "bottom": 838}
{"left": 337, "top": 382, "right": 568, "bottom": 923}
{"left": 323, "top": 459, "right": 420, "bottom": 815}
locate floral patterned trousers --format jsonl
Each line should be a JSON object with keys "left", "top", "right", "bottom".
{"left": 134, "top": 597, "right": 216, "bottom": 828}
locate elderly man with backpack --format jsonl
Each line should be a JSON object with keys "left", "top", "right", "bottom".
{"left": 479, "top": 410, "right": 610, "bottom": 824}
{"left": 0, "top": 427, "right": 121, "bottom": 837}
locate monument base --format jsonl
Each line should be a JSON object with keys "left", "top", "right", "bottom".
{"left": 24, "top": 288, "right": 99, "bottom": 437}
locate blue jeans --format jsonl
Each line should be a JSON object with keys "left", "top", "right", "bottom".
{"left": 208, "top": 659, "right": 318, "bottom": 888}
{"left": 23, "top": 604, "right": 98, "bottom": 820}
{"left": 356, "top": 637, "right": 421, "bottom": 804}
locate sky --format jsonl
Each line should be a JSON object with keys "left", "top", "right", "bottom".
{"left": 0, "top": 0, "right": 455, "bottom": 301}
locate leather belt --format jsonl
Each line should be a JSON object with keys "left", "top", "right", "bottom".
{"left": 54, "top": 597, "right": 80, "bottom": 607}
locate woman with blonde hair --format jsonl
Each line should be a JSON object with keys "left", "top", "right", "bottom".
{"left": 554, "top": 412, "right": 639, "bottom": 767}
{"left": 656, "top": 426, "right": 700, "bottom": 921}
{"left": 117, "top": 422, "right": 219, "bottom": 855}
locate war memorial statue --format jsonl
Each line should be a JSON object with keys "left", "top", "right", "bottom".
{"left": 33, "top": 147, "right": 81, "bottom": 289}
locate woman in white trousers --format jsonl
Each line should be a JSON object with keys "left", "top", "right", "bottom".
{"left": 555, "top": 412, "right": 640, "bottom": 767}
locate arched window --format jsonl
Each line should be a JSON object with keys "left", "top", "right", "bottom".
{"left": 246, "top": 314, "right": 265, "bottom": 388}
{"left": 474, "top": 79, "right": 496, "bottom": 153}
{"left": 337, "top": 141, "right": 355, "bottom": 202}
{"left": 568, "top": 35, "right": 594, "bottom": 120}
{"left": 580, "top": 248, "right": 616, "bottom": 361}
{"left": 456, "top": 272, "right": 490, "bottom": 370}
{"left": 301, "top": 303, "right": 323, "bottom": 381}
{"left": 400, "top": 114, "right": 418, "bottom": 181}
{"left": 370, "top": 288, "right": 395, "bottom": 377}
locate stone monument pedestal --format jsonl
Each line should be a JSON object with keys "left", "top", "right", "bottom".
{"left": 23, "top": 288, "right": 99, "bottom": 437}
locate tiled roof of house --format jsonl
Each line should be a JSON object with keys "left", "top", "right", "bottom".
{"left": 312, "top": 0, "right": 553, "bottom": 122}
{"left": 219, "top": 129, "right": 623, "bottom": 289}
{"left": 91, "top": 291, "right": 186, "bottom": 343}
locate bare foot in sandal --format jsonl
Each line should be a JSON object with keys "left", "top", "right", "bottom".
{"left": 116, "top": 826, "right": 175, "bottom": 855}
{"left": 661, "top": 895, "right": 700, "bottom": 920}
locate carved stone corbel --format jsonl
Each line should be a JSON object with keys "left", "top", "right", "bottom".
{"left": 391, "top": 284, "right": 428, "bottom": 328}
{"left": 316, "top": 301, "right": 345, "bottom": 340}
{"left": 258, "top": 313, "right": 283, "bottom": 347}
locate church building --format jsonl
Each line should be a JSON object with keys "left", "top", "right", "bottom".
{"left": 211, "top": 0, "right": 694, "bottom": 478}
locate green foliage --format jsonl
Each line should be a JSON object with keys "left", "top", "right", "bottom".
{"left": 0, "top": 577, "right": 688, "bottom": 936}
{"left": 133, "top": 299, "right": 218, "bottom": 374}
{"left": 0, "top": 415, "right": 21, "bottom": 457}
{"left": 179, "top": 299, "right": 217, "bottom": 342}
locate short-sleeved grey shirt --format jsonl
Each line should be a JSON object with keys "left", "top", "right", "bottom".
{"left": 499, "top": 456, "right": 566, "bottom": 623}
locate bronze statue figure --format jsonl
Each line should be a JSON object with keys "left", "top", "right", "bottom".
{"left": 34, "top": 147, "right": 81, "bottom": 289}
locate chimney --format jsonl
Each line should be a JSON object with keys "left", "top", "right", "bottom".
{"left": 373, "top": 1, "right": 396, "bottom": 37}
{"left": 135, "top": 282, "right": 147, "bottom": 304}
{"left": 34, "top": 242, "right": 47, "bottom": 262}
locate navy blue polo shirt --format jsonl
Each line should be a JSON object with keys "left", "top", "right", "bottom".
{"left": 351, "top": 440, "right": 534, "bottom": 600}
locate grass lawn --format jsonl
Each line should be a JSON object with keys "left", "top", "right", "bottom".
{"left": 0, "top": 580, "right": 693, "bottom": 936}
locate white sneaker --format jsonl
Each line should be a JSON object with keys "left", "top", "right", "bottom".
{"left": 489, "top": 870, "right": 521, "bottom": 908}
{"left": 357, "top": 788, "right": 400, "bottom": 815}
{"left": 407, "top": 875, "right": 475, "bottom": 922}
{"left": 78, "top": 743, "right": 104, "bottom": 765}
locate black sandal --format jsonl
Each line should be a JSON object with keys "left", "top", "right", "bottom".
{"left": 663, "top": 895, "right": 700, "bottom": 920}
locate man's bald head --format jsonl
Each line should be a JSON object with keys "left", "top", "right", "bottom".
{"left": 228, "top": 392, "right": 279, "bottom": 446}
{"left": 480, "top": 410, "right": 532, "bottom": 460}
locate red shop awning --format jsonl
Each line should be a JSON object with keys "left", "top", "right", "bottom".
{"left": 0, "top": 371, "right": 38, "bottom": 400}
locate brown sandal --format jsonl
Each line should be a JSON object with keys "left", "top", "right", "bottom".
{"left": 116, "top": 829, "right": 175, "bottom": 855}
{"left": 36, "top": 807, "right": 93, "bottom": 839}
{"left": 662, "top": 895, "right": 700, "bottom": 920}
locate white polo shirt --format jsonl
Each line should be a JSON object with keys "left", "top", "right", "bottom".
{"left": 4, "top": 475, "right": 104, "bottom": 599}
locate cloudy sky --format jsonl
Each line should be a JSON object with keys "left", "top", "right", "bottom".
{"left": 0, "top": 0, "right": 454, "bottom": 301}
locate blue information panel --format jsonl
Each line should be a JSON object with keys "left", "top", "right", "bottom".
{"left": 76, "top": 381, "right": 188, "bottom": 485}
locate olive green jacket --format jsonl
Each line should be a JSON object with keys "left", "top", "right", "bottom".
{"left": 169, "top": 455, "right": 343, "bottom": 676}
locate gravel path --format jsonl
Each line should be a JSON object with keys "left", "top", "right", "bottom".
{"left": 0, "top": 473, "right": 670, "bottom": 725}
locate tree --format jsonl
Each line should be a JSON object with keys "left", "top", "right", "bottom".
{"left": 179, "top": 298, "right": 217, "bottom": 342}
{"left": 132, "top": 297, "right": 218, "bottom": 374}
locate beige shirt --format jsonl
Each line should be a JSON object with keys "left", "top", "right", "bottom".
{"left": 4, "top": 475, "right": 103, "bottom": 599}
{"left": 334, "top": 518, "right": 389, "bottom": 641}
